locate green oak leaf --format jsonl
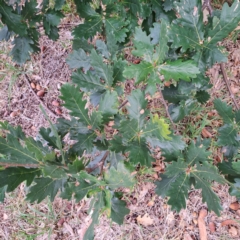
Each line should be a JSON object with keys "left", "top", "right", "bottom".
{"left": 162, "top": 0, "right": 175, "bottom": 11}
{"left": 104, "top": 162, "right": 135, "bottom": 190}
{"left": 150, "top": 22, "right": 161, "bottom": 45}
{"left": 69, "top": 131, "right": 97, "bottom": 156}
{"left": 0, "top": 186, "right": 7, "bottom": 202}
{"left": 83, "top": 192, "right": 105, "bottom": 240}
{"left": 214, "top": 99, "right": 234, "bottom": 124}
{"left": 42, "top": 165, "right": 67, "bottom": 179}
{"left": 10, "top": 37, "right": 33, "bottom": 65}
{"left": 66, "top": 49, "right": 91, "bottom": 71}
{"left": 72, "top": 37, "right": 94, "bottom": 52}
{"left": 27, "top": 178, "right": 66, "bottom": 203}
{"left": 39, "top": 127, "right": 58, "bottom": 149}
{"left": 0, "top": 0, "right": 27, "bottom": 36}
{"left": 127, "top": 141, "right": 154, "bottom": 167}
{"left": 25, "top": 137, "right": 55, "bottom": 161}
{"left": 54, "top": 0, "right": 66, "bottom": 10}
{"left": 151, "top": 114, "right": 171, "bottom": 140}
{"left": 61, "top": 171, "right": 104, "bottom": 202}
{"left": 147, "top": 134, "right": 185, "bottom": 162}
{"left": 90, "top": 49, "right": 113, "bottom": 87}
{"left": 43, "top": 10, "right": 63, "bottom": 31}
{"left": 233, "top": 162, "right": 240, "bottom": 175}
{"left": 123, "top": 61, "right": 154, "bottom": 84}
{"left": 96, "top": 40, "right": 110, "bottom": 59}
{"left": 154, "top": 19, "right": 169, "bottom": 64}
{"left": 0, "top": 121, "right": 25, "bottom": 140}
{"left": 207, "top": 1, "right": 240, "bottom": 46}
{"left": 229, "top": 178, "right": 240, "bottom": 198}
{"left": 185, "top": 142, "right": 211, "bottom": 165}
{"left": 99, "top": 90, "right": 118, "bottom": 122}
{"left": 132, "top": 27, "right": 154, "bottom": 60}
{"left": 167, "top": 173, "right": 190, "bottom": 211}
{"left": 73, "top": 14, "right": 102, "bottom": 40}
{"left": 217, "top": 124, "right": 239, "bottom": 147}
{"left": 56, "top": 118, "right": 89, "bottom": 139}
{"left": 111, "top": 197, "right": 130, "bottom": 224}
{"left": 21, "top": 0, "right": 39, "bottom": 24}
{"left": 113, "top": 59, "right": 127, "bottom": 84}
{"left": 0, "top": 134, "right": 39, "bottom": 165}
{"left": 105, "top": 17, "right": 129, "bottom": 43}
{"left": 127, "top": 89, "right": 148, "bottom": 127}
{"left": 162, "top": 85, "right": 188, "bottom": 104}
{"left": 159, "top": 60, "right": 200, "bottom": 81}
{"left": 0, "top": 25, "right": 11, "bottom": 41}
{"left": 195, "top": 90, "right": 210, "bottom": 103}
{"left": 72, "top": 70, "right": 106, "bottom": 93}
{"left": 155, "top": 174, "right": 178, "bottom": 198}
{"left": 60, "top": 84, "right": 92, "bottom": 127}
{"left": 0, "top": 167, "right": 40, "bottom": 191}
{"left": 191, "top": 162, "right": 224, "bottom": 215}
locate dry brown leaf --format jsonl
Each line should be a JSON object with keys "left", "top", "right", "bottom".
{"left": 164, "top": 81, "right": 171, "bottom": 87}
{"left": 201, "top": 128, "right": 212, "bottom": 138}
{"left": 63, "top": 222, "right": 74, "bottom": 236}
{"left": 153, "top": 166, "right": 162, "bottom": 172}
{"left": 221, "top": 219, "right": 240, "bottom": 226}
{"left": 137, "top": 214, "right": 154, "bottom": 227}
{"left": 231, "top": 86, "right": 239, "bottom": 94}
{"left": 152, "top": 173, "right": 159, "bottom": 179}
{"left": 229, "top": 226, "right": 238, "bottom": 237}
{"left": 183, "top": 233, "right": 193, "bottom": 240}
{"left": 138, "top": 182, "right": 153, "bottom": 200}
{"left": 147, "top": 200, "right": 155, "bottom": 207}
{"left": 10, "top": 111, "right": 18, "bottom": 118}
{"left": 55, "top": 108, "right": 62, "bottom": 115}
{"left": 3, "top": 213, "right": 8, "bottom": 220}
{"left": 57, "top": 218, "right": 65, "bottom": 227}
{"left": 208, "top": 222, "right": 216, "bottom": 233}
{"left": 230, "top": 202, "right": 240, "bottom": 211}
{"left": 108, "top": 121, "right": 115, "bottom": 127}
{"left": 32, "top": 74, "right": 41, "bottom": 80}
{"left": 198, "top": 209, "right": 208, "bottom": 240}
{"left": 166, "top": 212, "right": 175, "bottom": 225}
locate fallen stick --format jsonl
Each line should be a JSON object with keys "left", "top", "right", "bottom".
{"left": 198, "top": 208, "right": 208, "bottom": 240}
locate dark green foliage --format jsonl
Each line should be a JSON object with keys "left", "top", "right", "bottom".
{"left": 1, "top": 1, "right": 240, "bottom": 239}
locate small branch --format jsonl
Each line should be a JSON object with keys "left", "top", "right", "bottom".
{"left": 118, "top": 100, "right": 128, "bottom": 110}
{"left": 0, "top": 162, "right": 40, "bottom": 168}
{"left": 220, "top": 63, "right": 239, "bottom": 110}
{"left": 198, "top": 208, "right": 208, "bottom": 240}
{"left": 157, "top": 84, "right": 178, "bottom": 133}
{"left": 86, "top": 151, "right": 109, "bottom": 174}
{"left": 24, "top": 74, "right": 59, "bottom": 118}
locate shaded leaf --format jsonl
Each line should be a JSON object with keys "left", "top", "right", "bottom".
{"left": 66, "top": 49, "right": 91, "bottom": 71}
{"left": 104, "top": 162, "right": 135, "bottom": 190}
{"left": 111, "top": 197, "right": 130, "bottom": 224}
{"left": 27, "top": 178, "right": 66, "bottom": 203}
{"left": 0, "top": 167, "right": 40, "bottom": 191}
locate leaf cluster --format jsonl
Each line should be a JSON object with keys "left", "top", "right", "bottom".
{"left": 1, "top": 1, "right": 240, "bottom": 239}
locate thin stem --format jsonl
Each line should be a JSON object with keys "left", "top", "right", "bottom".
{"left": 157, "top": 84, "right": 178, "bottom": 133}
{"left": 220, "top": 63, "right": 239, "bottom": 110}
